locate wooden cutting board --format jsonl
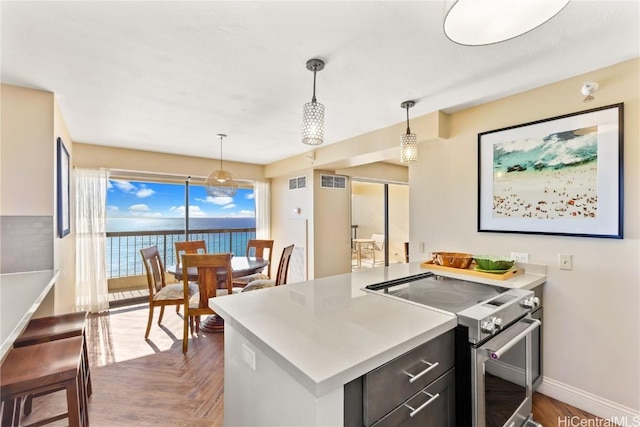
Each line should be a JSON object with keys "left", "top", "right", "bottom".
{"left": 420, "top": 260, "right": 524, "bottom": 281}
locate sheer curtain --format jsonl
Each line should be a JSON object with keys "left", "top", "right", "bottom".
{"left": 75, "top": 168, "right": 109, "bottom": 313}
{"left": 254, "top": 181, "right": 271, "bottom": 239}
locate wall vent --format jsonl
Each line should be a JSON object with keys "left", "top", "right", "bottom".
{"left": 289, "top": 176, "right": 306, "bottom": 190}
{"left": 320, "top": 175, "right": 347, "bottom": 189}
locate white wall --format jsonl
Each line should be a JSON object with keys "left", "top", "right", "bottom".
{"left": 410, "top": 59, "right": 639, "bottom": 415}
{"left": 271, "top": 174, "right": 312, "bottom": 280}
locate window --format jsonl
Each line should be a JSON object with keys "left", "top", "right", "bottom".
{"left": 106, "top": 179, "right": 256, "bottom": 278}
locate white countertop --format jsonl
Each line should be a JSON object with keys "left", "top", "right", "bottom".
{"left": 210, "top": 262, "right": 546, "bottom": 397}
{"left": 0, "top": 270, "right": 59, "bottom": 361}
{"left": 211, "top": 263, "right": 459, "bottom": 397}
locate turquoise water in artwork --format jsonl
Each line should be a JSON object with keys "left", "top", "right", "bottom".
{"left": 493, "top": 126, "right": 598, "bottom": 173}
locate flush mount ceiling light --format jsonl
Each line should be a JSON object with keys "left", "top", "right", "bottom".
{"left": 400, "top": 100, "right": 418, "bottom": 164}
{"left": 205, "top": 133, "right": 238, "bottom": 198}
{"left": 302, "top": 58, "right": 326, "bottom": 145}
{"left": 443, "top": 0, "right": 570, "bottom": 46}
{"left": 581, "top": 81, "right": 599, "bottom": 103}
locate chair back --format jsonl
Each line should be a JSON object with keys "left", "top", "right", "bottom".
{"left": 140, "top": 246, "right": 166, "bottom": 298}
{"left": 175, "top": 240, "right": 207, "bottom": 267}
{"left": 274, "top": 244, "right": 295, "bottom": 286}
{"left": 245, "top": 239, "right": 274, "bottom": 277}
{"left": 371, "top": 233, "right": 385, "bottom": 251}
{"left": 181, "top": 253, "right": 232, "bottom": 310}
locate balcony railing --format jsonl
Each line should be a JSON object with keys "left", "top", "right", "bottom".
{"left": 106, "top": 228, "right": 256, "bottom": 279}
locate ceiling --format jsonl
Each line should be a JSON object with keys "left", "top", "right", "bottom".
{"left": 2, "top": 1, "right": 638, "bottom": 165}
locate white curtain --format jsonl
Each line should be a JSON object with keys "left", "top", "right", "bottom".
{"left": 75, "top": 168, "right": 109, "bottom": 313}
{"left": 254, "top": 181, "right": 271, "bottom": 239}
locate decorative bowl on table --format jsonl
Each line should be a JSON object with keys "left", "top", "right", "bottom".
{"left": 473, "top": 255, "right": 515, "bottom": 272}
{"left": 432, "top": 252, "right": 474, "bottom": 269}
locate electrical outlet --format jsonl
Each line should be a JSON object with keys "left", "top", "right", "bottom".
{"left": 559, "top": 254, "right": 572, "bottom": 270}
{"left": 242, "top": 343, "right": 256, "bottom": 370}
{"left": 510, "top": 252, "right": 529, "bottom": 263}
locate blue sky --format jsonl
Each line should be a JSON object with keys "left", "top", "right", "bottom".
{"left": 106, "top": 180, "right": 255, "bottom": 218}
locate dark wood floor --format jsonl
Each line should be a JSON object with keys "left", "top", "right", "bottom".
{"left": 20, "top": 303, "right": 605, "bottom": 426}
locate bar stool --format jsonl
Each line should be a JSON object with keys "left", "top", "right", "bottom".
{"left": 13, "top": 312, "right": 92, "bottom": 416}
{"left": 1, "top": 336, "right": 88, "bottom": 427}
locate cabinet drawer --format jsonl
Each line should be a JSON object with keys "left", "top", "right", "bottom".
{"left": 371, "top": 368, "right": 455, "bottom": 427}
{"left": 363, "top": 330, "right": 454, "bottom": 426}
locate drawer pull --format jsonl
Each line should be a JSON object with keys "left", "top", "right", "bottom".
{"left": 404, "top": 360, "right": 439, "bottom": 384}
{"left": 404, "top": 391, "right": 440, "bottom": 417}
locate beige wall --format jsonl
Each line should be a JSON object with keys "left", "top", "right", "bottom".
{"left": 74, "top": 142, "right": 266, "bottom": 182}
{"left": 410, "top": 59, "right": 639, "bottom": 413}
{"left": 0, "top": 84, "right": 75, "bottom": 314}
{"left": 312, "top": 170, "right": 351, "bottom": 278}
{"left": 271, "top": 170, "right": 352, "bottom": 280}
{"left": 53, "top": 98, "right": 76, "bottom": 313}
{"left": 1, "top": 85, "right": 54, "bottom": 215}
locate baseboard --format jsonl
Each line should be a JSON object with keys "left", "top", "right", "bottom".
{"left": 538, "top": 377, "right": 640, "bottom": 426}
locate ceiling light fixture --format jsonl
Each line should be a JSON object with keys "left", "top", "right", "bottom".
{"left": 400, "top": 100, "right": 418, "bottom": 164}
{"left": 581, "top": 81, "right": 599, "bottom": 103}
{"left": 302, "top": 58, "right": 326, "bottom": 145}
{"left": 205, "top": 133, "right": 238, "bottom": 198}
{"left": 443, "top": 0, "right": 570, "bottom": 46}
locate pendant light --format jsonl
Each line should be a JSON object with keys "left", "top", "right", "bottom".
{"left": 400, "top": 101, "right": 418, "bottom": 164}
{"left": 205, "top": 133, "right": 238, "bottom": 197}
{"left": 443, "top": 0, "right": 569, "bottom": 46}
{"left": 302, "top": 58, "right": 326, "bottom": 145}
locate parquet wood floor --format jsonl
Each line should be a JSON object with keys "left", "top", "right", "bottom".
{"left": 18, "top": 304, "right": 606, "bottom": 426}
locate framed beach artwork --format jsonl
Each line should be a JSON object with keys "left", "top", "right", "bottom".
{"left": 57, "top": 137, "right": 71, "bottom": 238}
{"left": 477, "top": 103, "right": 623, "bottom": 239}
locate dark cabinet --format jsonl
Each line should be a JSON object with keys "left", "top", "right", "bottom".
{"left": 345, "top": 329, "right": 455, "bottom": 427}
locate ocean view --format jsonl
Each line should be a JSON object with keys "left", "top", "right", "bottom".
{"left": 107, "top": 217, "right": 256, "bottom": 232}
{"left": 106, "top": 217, "right": 256, "bottom": 279}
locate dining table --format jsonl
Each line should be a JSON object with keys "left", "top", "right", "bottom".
{"left": 166, "top": 256, "right": 268, "bottom": 333}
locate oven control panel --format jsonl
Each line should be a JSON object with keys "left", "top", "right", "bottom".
{"left": 459, "top": 288, "right": 535, "bottom": 343}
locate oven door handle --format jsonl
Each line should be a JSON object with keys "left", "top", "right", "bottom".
{"left": 482, "top": 318, "right": 541, "bottom": 360}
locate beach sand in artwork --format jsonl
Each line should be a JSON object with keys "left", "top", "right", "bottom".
{"left": 492, "top": 161, "right": 597, "bottom": 220}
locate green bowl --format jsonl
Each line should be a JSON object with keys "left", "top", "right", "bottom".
{"left": 473, "top": 256, "right": 515, "bottom": 271}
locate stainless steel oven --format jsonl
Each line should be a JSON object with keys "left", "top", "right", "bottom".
{"left": 472, "top": 316, "right": 541, "bottom": 427}
{"left": 364, "top": 272, "right": 542, "bottom": 427}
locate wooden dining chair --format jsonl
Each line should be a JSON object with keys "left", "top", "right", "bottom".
{"left": 238, "top": 244, "right": 294, "bottom": 293}
{"left": 232, "top": 239, "right": 274, "bottom": 287}
{"left": 181, "top": 253, "right": 233, "bottom": 353}
{"left": 140, "top": 246, "right": 198, "bottom": 339}
{"left": 172, "top": 240, "right": 207, "bottom": 314}
{"left": 174, "top": 240, "right": 207, "bottom": 268}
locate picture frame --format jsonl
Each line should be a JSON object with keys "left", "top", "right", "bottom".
{"left": 477, "top": 103, "right": 623, "bottom": 239}
{"left": 57, "top": 137, "right": 71, "bottom": 238}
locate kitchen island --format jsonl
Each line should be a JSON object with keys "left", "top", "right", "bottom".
{"left": 0, "top": 270, "right": 59, "bottom": 361}
{"left": 210, "top": 262, "right": 545, "bottom": 426}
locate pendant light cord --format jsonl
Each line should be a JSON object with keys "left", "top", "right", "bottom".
{"left": 219, "top": 135, "right": 224, "bottom": 169}
{"left": 405, "top": 105, "right": 411, "bottom": 134}
{"left": 311, "top": 69, "right": 317, "bottom": 103}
